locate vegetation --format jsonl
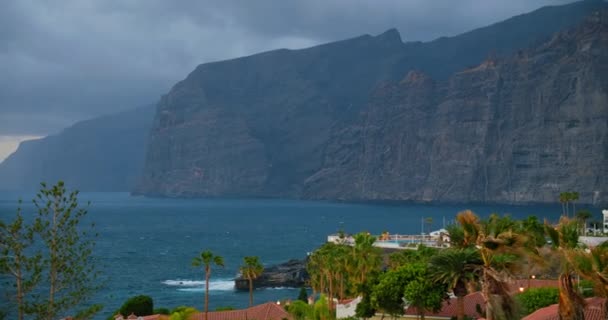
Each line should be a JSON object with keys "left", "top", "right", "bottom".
{"left": 0, "top": 181, "right": 101, "bottom": 320}
{"left": 516, "top": 287, "right": 559, "bottom": 316}
{"left": 119, "top": 295, "right": 153, "bottom": 317}
{"left": 192, "top": 250, "right": 225, "bottom": 320}
{"left": 546, "top": 217, "right": 586, "bottom": 320}
{"left": 0, "top": 201, "right": 41, "bottom": 320}
{"left": 430, "top": 248, "right": 481, "bottom": 320}
{"left": 307, "top": 232, "right": 382, "bottom": 313}
{"left": 286, "top": 300, "right": 313, "bottom": 320}
{"left": 240, "top": 256, "right": 264, "bottom": 307}
{"left": 298, "top": 287, "right": 309, "bottom": 302}
{"left": 169, "top": 306, "right": 198, "bottom": 320}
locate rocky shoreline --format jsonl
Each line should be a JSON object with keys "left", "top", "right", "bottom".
{"left": 234, "top": 259, "right": 308, "bottom": 290}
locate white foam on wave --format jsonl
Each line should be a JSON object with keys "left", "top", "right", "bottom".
{"left": 164, "top": 279, "right": 235, "bottom": 291}
{"left": 162, "top": 280, "right": 206, "bottom": 287}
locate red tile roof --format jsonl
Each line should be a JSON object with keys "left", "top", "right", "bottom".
{"left": 522, "top": 297, "right": 606, "bottom": 320}
{"left": 142, "top": 315, "right": 169, "bottom": 320}
{"left": 404, "top": 280, "right": 560, "bottom": 319}
{"left": 191, "top": 302, "right": 291, "bottom": 320}
{"left": 405, "top": 291, "right": 485, "bottom": 319}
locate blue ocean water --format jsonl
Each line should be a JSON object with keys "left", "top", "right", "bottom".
{"left": 0, "top": 192, "right": 579, "bottom": 318}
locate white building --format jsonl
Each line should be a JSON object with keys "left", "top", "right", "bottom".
{"left": 603, "top": 209, "right": 608, "bottom": 234}
{"left": 335, "top": 296, "right": 362, "bottom": 319}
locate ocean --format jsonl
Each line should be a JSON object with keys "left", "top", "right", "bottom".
{"left": 0, "top": 192, "right": 574, "bottom": 318}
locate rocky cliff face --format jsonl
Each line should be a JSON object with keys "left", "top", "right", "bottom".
{"left": 0, "top": 106, "right": 155, "bottom": 192}
{"left": 305, "top": 11, "right": 608, "bottom": 204}
{"left": 135, "top": 3, "right": 608, "bottom": 204}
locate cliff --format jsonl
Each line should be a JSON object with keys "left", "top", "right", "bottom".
{"left": 0, "top": 105, "right": 155, "bottom": 192}
{"left": 305, "top": 10, "right": 608, "bottom": 204}
{"left": 134, "top": 1, "right": 608, "bottom": 204}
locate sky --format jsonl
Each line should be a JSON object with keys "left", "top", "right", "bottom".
{"left": 0, "top": 0, "right": 578, "bottom": 162}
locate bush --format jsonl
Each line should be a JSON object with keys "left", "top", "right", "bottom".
{"left": 286, "top": 300, "right": 313, "bottom": 320}
{"left": 516, "top": 287, "right": 559, "bottom": 315}
{"left": 314, "top": 295, "right": 332, "bottom": 320}
{"left": 119, "top": 295, "right": 154, "bottom": 317}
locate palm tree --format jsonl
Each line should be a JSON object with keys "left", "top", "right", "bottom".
{"left": 545, "top": 217, "right": 585, "bottom": 320}
{"left": 350, "top": 232, "right": 382, "bottom": 294}
{"left": 429, "top": 248, "right": 482, "bottom": 320}
{"left": 575, "top": 210, "right": 592, "bottom": 236}
{"left": 570, "top": 192, "right": 580, "bottom": 217}
{"left": 575, "top": 242, "right": 608, "bottom": 318}
{"left": 240, "top": 256, "right": 264, "bottom": 306}
{"left": 455, "top": 210, "right": 527, "bottom": 320}
{"left": 192, "top": 250, "right": 224, "bottom": 320}
{"left": 560, "top": 192, "right": 570, "bottom": 217}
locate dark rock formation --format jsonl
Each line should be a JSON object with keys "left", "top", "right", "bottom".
{"left": 0, "top": 105, "right": 155, "bottom": 192}
{"left": 134, "top": 2, "right": 608, "bottom": 204}
{"left": 234, "top": 259, "right": 308, "bottom": 290}
{"left": 305, "top": 11, "right": 608, "bottom": 205}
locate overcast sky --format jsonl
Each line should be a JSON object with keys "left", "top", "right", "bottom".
{"left": 0, "top": 0, "right": 578, "bottom": 148}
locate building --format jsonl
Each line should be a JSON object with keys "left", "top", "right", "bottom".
{"left": 336, "top": 297, "right": 362, "bottom": 319}
{"left": 403, "top": 280, "right": 559, "bottom": 319}
{"left": 603, "top": 209, "right": 608, "bottom": 234}
{"left": 191, "top": 302, "right": 291, "bottom": 320}
{"left": 522, "top": 297, "right": 606, "bottom": 320}
{"left": 114, "top": 314, "right": 168, "bottom": 320}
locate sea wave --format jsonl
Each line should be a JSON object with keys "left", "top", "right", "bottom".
{"left": 164, "top": 279, "right": 235, "bottom": 291}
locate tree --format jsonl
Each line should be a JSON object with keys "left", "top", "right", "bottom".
{"left": 545, "top": 217, "right": 585, "bottom": 320}
{"left": 402, "top": 263, "right": 447, "bottom": 320}
{"left": 559, "top": 192, "right": 570, "bottom": 217}
{"left": 454, "top": 210, "right": 527, "bottom": 320}
{"left": 314, "top": 294, "right": 332, "bottom": 320}
{"left": 575, "top": 242, "right": 608, "bottom": 318}
{"left": 298, "top": 287, "right": 309, "bottom": 302}
{"left": 371, "top": 268, "right": 409, "bottom": 317}
{"left": 0, "top": 202, "right": 42, "bottom": 320}
{"left": 240, "top": 256, "right": 264, "bottom": 306}
{"left": 119, "top": 295, "right": 153, "bottom": 317}
{"left": 570, "top": 192, "right": 580, "bottom": 217}
{"left": 519, "top": 216, "right": 547, "bottom": 248}
{"left": 371, "top": 263, "right": 445, "bottom": 318}
{"left": 575, "top": 210, "right": 592, "bottom": 236}
{"left": 286, "top": 300, "right": 313, "bottom": 320}
{"left": 169, "top": 306, "right": 198, "bottom": 320}
{"left": 192, "top": 250, "right": 224, "bottom": 320}
{"left": 430, "top": 248, "right": 482, "bottom": 320}
{"left": 28, "top": 181, "right": 101, "bottom": 320}
{"left": 516, "top": 287, "right": 559, "bottom": 316}
{"left": 349, "top": 233, "right": 382, "bottom": 296}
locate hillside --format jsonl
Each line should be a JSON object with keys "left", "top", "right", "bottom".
{"left": 0, "top": 105, "right": 155, "bottom": 191}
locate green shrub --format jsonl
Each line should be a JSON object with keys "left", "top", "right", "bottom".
{"left": 314, "top": 295, "right": 332, "bottom": 320}
{"left": 286, "top": 300, "right": 313, "bottom": 320}
{"left": 119, "top": 295, "right": 154, "bottom": 316}
{"left": 516, "top": 287, "right": 559, "bottom": 315}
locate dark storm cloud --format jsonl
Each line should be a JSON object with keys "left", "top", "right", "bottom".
{"left": 0, "top": 0, "right": 575, "bottom": 136}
